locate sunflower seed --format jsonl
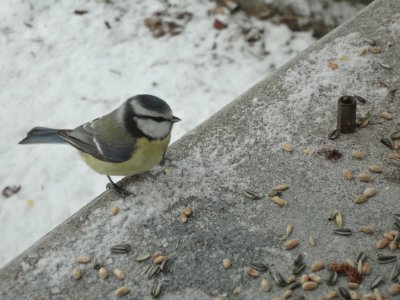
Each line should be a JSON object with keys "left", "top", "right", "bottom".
{"left": 327, "top": 271, "right": 338, "bottom": 286}
{"left": 143, "top": 264, "right": 153, "bottom": 276}
{"left": 160, "top": 258, "right": 172, "bottom": 272}
{"left": 377, "top": 255, "right": 397, "bottom": 264}
{"left": 396, "top": 233, "right": 400, "bottom": 244}
{"left": 293, "top": 263, "right": 306, "bottom": 275}
{"left": 136, "top": 253, "right": 151, "bottom": 262}
{"left": 243, "top": 190, "right": 262, "bottom": 200}
{"left": 91, "top": 257, "right": 103, "bottom": 270}
{"left": 271, "top": 271, "right": 288, "bottom": 287}
{"left": 111, "top": 244, "right": 131, "bottom": 254}
{"left": 147, "top": 265, "right": 161, "bottom": 279}
{"left": 390, "top": 265, "right": 400, "bottom": 282}
{"left": 353, "top": 95, "right": 367, "bottom": 104}
{"left": 249, "top": 262, "right": 268, "bottom": 272}
{"left": 395, "top": 220, "right": 400, "bottom": 231}
{"left": 294, "top": 254, "right": 304, "bottom": 267}
{"left": 288, "top": 282, "right": 301, "bottom": 290}
{"left": 381, "top": 137, "right": 394, "bottom": 149}
{"left": 329, "top": 129, "right": 340, "bottom": 140}
{"left": 338, "top": 287, "right": 351, "bottom": 299}
{"left": 391, "top": 131, "right": 400, "bottom": 140}
{"left": 357, "top": 252, "right": 367, "bottom": 263}
{"left": 151, "top": 281, "right": 162, "bottom": 298}
{"left": 370, "top": 275, "right": 384, "bottom": 289}
{"left": 333, "top": 228, "right": 352, "bottom": 236}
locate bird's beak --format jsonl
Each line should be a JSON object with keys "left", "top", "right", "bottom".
{"left": 172, "top": 116, "right": 181, "bottom": 123}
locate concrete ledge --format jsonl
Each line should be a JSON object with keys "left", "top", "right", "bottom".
{"left": 1, "top": 0, "right": 400, "bottom": 298}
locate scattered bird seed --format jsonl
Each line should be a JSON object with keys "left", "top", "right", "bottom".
{"left": 333, "top": 228, "right": 352, "bottom": 236}
{"left": 113, "top": 268, "right": 126, "bottom": 280}
{"left": 293, "top": 264, "right": 306, "bottom": 275}
{"left": 76, "top": 256, "right": 91, "bottom": 264}
{"left": 179, "top": 212, "right": 188, "bottom": 223}
{"left": 370, "top": 275, "right": 384, "bottom": 289}
{"left": 379, "top": 62, "right": 391, "bottom": 69}
{"left": 300, "top": 274, "right": 309, "bottom": 284}
{"left": 285, "top": 239, "right": 299, "bottom": 250}
{"left": 329, "top": 210, "right": 339, "bottom": 221}
{"left": 327, "top": 271, "right": 338, "bottom": 286}
{"left": 327, "top": 61, "right": 339, "bottom": 70}
{"left": 153, "top": 255, "right": 167, "bottom": 265}
{"left": 223, "top": 258, "right": 231, "bottom": 269}
{"left": 283, "top": 290, "right": 293, "bottom": 299}
{"left": 268, "top": 190, "right": 281, "bottom": 197}
{"left": 261, "top": 278, "right": 270, "bottom": 292}
{"left": 111, "top": 244, "right": 131, "bottom": 254}
{"left": 72, "top": 267, "right": 81, "bottom": 280}
{"left": 360, "top": 225, "right": 374, "bottom": 234}
{"left": 363, "top": 263, "right": 372, "bottom": 275}
{"left": 309, "top": 273, "right": 322, "bottom": 283}
{"left": 232, "top": 287, "right": 241, "bottom": 295}
{"left": 336, "top": 211, "right": 343, "bottom": 228}
{"left": 182, "top": 207, "right": 193, "bottom": 216}
{"left": 243, "top": 190, "right": 262, "bottom": 200}
{"left": 91, "top": 257, "right": 103, "bottom": 270}
{"left": 357, "top": 252, "right": 367, "bottom": 264}
{"left": 390, "top": 265, "right": 400, "bottom": 282}
{"left": 373, "top": 288, "right": 383, "bottom": 300}
{"left": 160, "top": 258, "right": 172, "bottom": 272}
{"left": 352, "top": 150, "right": 366, "bottom": 159}
{"left": 147, "top": 265, "right": 161, "bottom": 279}
{"left": 311, "top": 260, "right": 325, "bottom": 272}
{"left": 247, "top": 267, "right": 260, "bottom": 278}
{"left": 282, "top": 143, "right": 294, "bottom": 152}
{"left": 368, "top": 47, "right": 381, "bottom": 54}
{"left": 110, "top": 206, "right": 120, "bottom": 216}
{"left": 355, "top": 194, "right": 368, "bottom": 204}
{"left": 342, "top": 168, "right": 352, "bottom": 180}
{"left": 388, "top": 283, "right": 400, "bottom": 295}
{"left": 136, "top": 253, "right": 151, "bottom": 262}
{"left": 353, "top": 95, "right": 367, "bottom": 104}
{"left": 302, "top": 281, "right": 318, "bottom": 291}
{"left": 271, "top": 196, "right": 288, "bottom": 206}
{"left": 249, "top": 262, "right": 268, "bottom": 272}
{"left": 381, "top": 137, "right": 394, "bottom": 149}
{"left": 380, "top": 111, "right": 392, "bottom": 120}
{"left": 294, "top": 254, "right": 304, "bottom": 267}
{"left": 377, "top": 255, "right": 397, "bottom": 264}
{"left": 364, "top": 38, "right": 376, "bottom": 45}
{"left": 271, "top": 271, "right": 287, "bottom": 287}
{"left": 358, "top": 173, "right": 372, "bottom": 182}
{"left": 367, "top": 165, "right": 382, "bottom": 173}
{"left": 98, "top": 267, "right": 108, "bottom": 280}
{"left": 389, "top": 240, "right": 398, "bottom": 251}
{"left": 115, "top": 286, "right": 130, "bottom": 297}
{"left": 309, "top": 235, "right": 316, "bottom": 246}
{"left": 329, "top": 129, "right": 340, "bottom": 140}
{"left": 288, "top": 282, "right": 301, "bottom": 290}
{"left": 364, "top": 187, "right": 378, "bottom": 198}
{"left": 391, "top": 131, "right": 400, "bottom": 140}
{"left": 348, "top": 282, "right": 359, "bottom": 289}
{"left": 286, "top": 275, "right": 296, "bottom": 284}
{"left": 272, "top": 184, "right": 289, "bottom": 191}
{"left": 338, "top": 287, "right": 351, "bottom": 299}
{"left": 383, "top": 233, "right": 394, "bottom": 241}
{"left": 151, "top": 281, "right": 162, "bottom": 298}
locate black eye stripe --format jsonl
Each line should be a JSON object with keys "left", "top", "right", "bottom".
{"left": 135, "top": 115, "right": 169, "bottom": 122}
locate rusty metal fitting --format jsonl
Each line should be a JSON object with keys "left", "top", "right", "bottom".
{"left": 337, "top": 96, "right": 357, "bottom": 134}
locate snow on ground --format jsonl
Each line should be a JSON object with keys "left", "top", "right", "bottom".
{"left": 0, "top": 0, "right": 316, "bottom": 267}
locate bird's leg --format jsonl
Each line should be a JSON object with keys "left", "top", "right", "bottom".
{"left": 106, "top": 175, "right": 132, "bottom": 196}
{"left": 159, "top": 150, "right": 172, "bottom": 166}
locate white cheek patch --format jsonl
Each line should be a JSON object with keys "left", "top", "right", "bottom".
{"left": 134, "top": 118, "right": 170, "bottom": 139}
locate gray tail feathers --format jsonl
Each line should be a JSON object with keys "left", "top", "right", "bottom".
{"left": 19, "top": 127, "right": 67, "bottom": 144}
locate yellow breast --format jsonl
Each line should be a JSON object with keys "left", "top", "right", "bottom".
{"left": 78, "top": 135, "right": 171, "bottom": 176}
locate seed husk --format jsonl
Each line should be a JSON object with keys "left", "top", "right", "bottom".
{"left": 111, "top": 244, "right": 131, "bottom": 254}
{"left": 153, "top": 255, "right": 167, "bottom": 265}
{"left": 368, "top": 47, "right": 381, "bottom": 53}
{"left": 91, "top": 256, "right": 103, "bottom": 270}
{"left": 338, "top": 287, "right": 351, "bottom": 299}
{"left": 364, "top": 187, "right": 378, "bottom": 198}
{"left": 147, "top": 265, "right": 161, "bottom": 279}
{"left": 311, "top": 260, "right": 325, "bottom": 272}
{"left": 336, "top": 211, "right": 343, "bottom": 228}
{"left": 76, "top": 255, "right": 91, "bottom": 264}
{"left": 373, "top": 288, "right": 382, "bottom": 300}
{"left": 367, "top": 165, "right": 382, "bottom": 173}
{"left": 329, "top": 210, "right": 339, "bottom": 220}
{"left": 232, "top": 287, "right": 241, "bottom": 295}
{"left": 243, "top": 190, "right": 262, "bottom": 200}
{"left": 329, "top": 129, "right": 340, "bottom": 140}
{"left": 271, "top": 196, "right": 288, "bottom": 206}
{"left": 352, "top": 150, "right": 366, "bottom": 159}
{"left": 136, "top": 253, "right": 151, "bottom": 262}
{"left": 283, "top": 290, "right": 293, "bottom": 299}
{"left": 388, "top": 283, "right": 400, "bottom": 295}
{"left": 327, "top": 271, "right": 338, "bottom": 286}
{"left": 249, "top": 262, "right": 268, "bottom": 272}
{"left": 376, "top": 239, "right": 389, "bottom": 249}
{"left": 293, "top": 263, "right": 306, "bottom": 275}
{"left": 110, "top": 206, "right": 120, "bottom": 216}
{"left": 348, "top": 282, "right": 359, "bottom": 289}
{"left": 282, "top": 143, "right": 294, "bottom": 152}
{"left": 247, "top": 268, "right": 260, "bottom": 278}
{"left": 273, "top": 184, "right": 289, "bottom": 191}
{"left": 302, "top": 281, "right": 318, "bottom": 291}
{"left": 355, "top": 194, "right": 368, "bottom": 204}
{"left": 160, "top": 258, "right": 172, "bottom": 272}
{"left": 115, "top": 286, "right": 130, "bottom": 297}
{"left": 223, "top": 258, "right": 231, "bottom": 269}
{"left": 97, "top": 266, "right": 108, "bottom": 280}
{"left": 309, "top": 273, "right": 322, "bottom": 283}
{"left": 358, "top": 173, "right": 372, "bottom": 182}
{"left": 343, "top": 168, "right": 352, "bottom": 180}
{"left": 354, "top": 95, "right": 367, "bottom": 104}
{"left": 294, "top": 254, "right": 304, "bottom": 267}
{"left": 390, "top": 265, "right": 400, "bottom": 281}
{"left": 391, "top": 131, "right": 400, "bottom": 140}
{"left": 285, "top": 239, "right": 299, "bottom": 250}
{"left": 380, "top": 111, "right": 392, "bottom": 120}
{"left": 72, "top": 267, "right": 81, "bottom": 280}
{"left": 182, "top": 207, "right": 193, "bottom": 216}
{"left": 363, "top": 263, "right": 372, "bottom": 275}
{"left": 113, "top": 268, "right": 126, "bottom": 280}
{"left": 333, "top": 228, "right": 352, "bottom": 236}
{"left": 387, "top": 152, "right": 400, "bottom": 159}
{"left": 271, "top": 271, "right": 288, "bottom": 287}
{"left": 377, "top": 255, "right": 397, "bottom": 264}
{"left": 370, "top": 275, "right": 384, "bottom": 289}
{"left": 151, "top": 281, "right": 162, "bottom": 298}
{"left": 381, "top": 137, "right": 394, "bottom": 149}
{"left": 360, "top": 225, "right": 374, "bottom": 234}
{"left": 309, "top": 235, "right": 316, "bottom": 246}
{"left": 357, "top": 252, "right": 367, "bottom": 264}
{"left": 261, "top": 278, "right": 270, "bottom": 292}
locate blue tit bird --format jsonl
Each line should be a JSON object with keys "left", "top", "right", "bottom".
{"left": 19, "top": 94, "right": 181, "bottom": 195}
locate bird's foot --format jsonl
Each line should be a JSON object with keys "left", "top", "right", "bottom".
{"left": 106, "top": 175, "right": 133, "bottom": 196}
